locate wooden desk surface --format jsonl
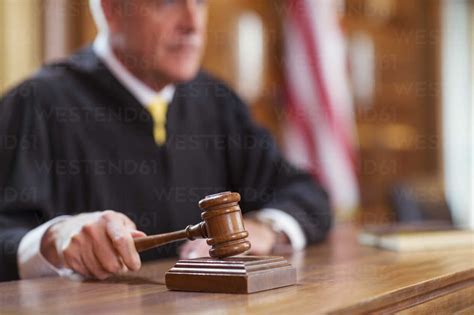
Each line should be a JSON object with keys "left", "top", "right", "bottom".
{"left": 1, "top": 225, "right": 473, "bottom": 315}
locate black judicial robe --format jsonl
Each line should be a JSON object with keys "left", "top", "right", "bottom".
{"left": 0, "top": 47, "right": 331, "bottom": 281}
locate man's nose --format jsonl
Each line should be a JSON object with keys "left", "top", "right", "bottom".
{"left": 180, "top": 0, "right": 203, "bottom": 33}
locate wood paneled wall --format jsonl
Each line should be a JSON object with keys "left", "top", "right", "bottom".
{"left": 344, "top": 0, "right": 442, "bottom": 222}
{"left": 203, "top": 0, "right": 284, "bottom": 138}
{"left": 0, "top": 0, "right": 42, "bottom": 92}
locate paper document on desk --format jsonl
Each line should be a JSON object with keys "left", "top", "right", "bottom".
{"left": 358, "top": 224, "right": 474, "bottom": 251}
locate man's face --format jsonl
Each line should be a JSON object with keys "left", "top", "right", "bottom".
{"left": 107, "top": 0, "right": 208, "bottom": 84}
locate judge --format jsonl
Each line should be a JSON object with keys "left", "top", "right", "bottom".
{"left": 0, "top": 0, "right": 331, "bottom": 282}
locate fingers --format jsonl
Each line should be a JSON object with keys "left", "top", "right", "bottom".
{"left": 63, "top": 226, "right": 117, "bottom": 279}
{"left": 91, "top": 229, "right": 124, "bottom": 275}
{"left": 130, "top": 230, "right": 147, "bottom": 238}
{"left": 59, "top": 210, "right": 143, "bottom": 280}
{"left": 81, "top": 242, "right": 111, "bottom": 280}
{"left": 62, "top": 237, "right": 91, "bottom": 278}
{"left": 77, "top": 254, "right": 93, "bottom": 278}
{"left": 105, "top": 219, "right": 141, "bottom": 271}
{"left": 120, "top": 214, "right": 138, "bottom": 231}
{"left": 178, "top": 241, "right": 193, "bottom": 259}
{"left": 244, "top": 219, "right": 277, "bottom": 256}
{"left": 179, "top": 239, "right": 210, "bottom": 259}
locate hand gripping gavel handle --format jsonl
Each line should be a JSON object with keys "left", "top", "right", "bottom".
{"left": 133, "top": 222, "right": 208, "bottom": 252}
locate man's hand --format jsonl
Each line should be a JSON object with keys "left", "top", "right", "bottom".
{"left": 40, "top": 211, "right": 146, "bottom": 280}
{"left": 178, "top": 218, "right": 282, "bottom": 259}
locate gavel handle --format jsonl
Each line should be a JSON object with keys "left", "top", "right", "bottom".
{"left": 133, "top": 222, "right": 207, "bottom": 252}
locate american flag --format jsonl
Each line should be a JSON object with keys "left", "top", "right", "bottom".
{"left": 283, "top": 0, "right": 359, "bottom": 217}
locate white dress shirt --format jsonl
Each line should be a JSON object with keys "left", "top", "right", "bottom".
{"left": 17, "top": 35, "right": 306, "bottom": 279}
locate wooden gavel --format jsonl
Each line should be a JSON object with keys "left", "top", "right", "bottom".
{"left": 133, "top": 192, "right": 251, "bottom": 258}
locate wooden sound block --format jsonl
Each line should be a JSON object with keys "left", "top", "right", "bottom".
{"left": 165, "top": 256, "right": 297, "bottom": 294}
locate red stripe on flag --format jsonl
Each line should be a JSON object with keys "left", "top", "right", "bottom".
{"left": 288, "top": 0, "right": 356, "bottom": 171}
{"left": 283, "top": 80, "right": 325, "bottom": 184}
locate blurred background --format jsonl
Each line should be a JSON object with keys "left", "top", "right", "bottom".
{"left": 0, "top": 0, "right": 472, "bottom": 228}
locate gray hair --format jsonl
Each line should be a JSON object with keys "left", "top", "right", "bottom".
{"left": 89, "top": 0, "right": 109, "bottom": 34}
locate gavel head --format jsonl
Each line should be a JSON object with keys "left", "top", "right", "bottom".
{"left": 198, "top": 192, "right": 251, "bottom": 258}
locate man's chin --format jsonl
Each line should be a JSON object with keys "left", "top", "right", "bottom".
{"left": 164, "top": 68, "right": 200, "bottom": 84}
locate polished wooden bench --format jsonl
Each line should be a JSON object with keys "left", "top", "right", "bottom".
{"left": 1, "top": 224, "right": 473, "bottom": 314}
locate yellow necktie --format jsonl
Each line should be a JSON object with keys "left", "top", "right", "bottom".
{"left": 147, "top": 96, "right": 168, "bottom": 145}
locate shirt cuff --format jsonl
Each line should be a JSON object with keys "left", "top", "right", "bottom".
{"left": 252, "top": 208, "right": 307, "bottom": 251}
{"left": 17, "top": 215, "right": 75, "bottom": 279}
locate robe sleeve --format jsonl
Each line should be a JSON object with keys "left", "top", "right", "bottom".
{"left": 0, "top": 80, "right": 54, "bottom": 281}
{"left": 222, "top": 88, "right": 332, "bottom": 245}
